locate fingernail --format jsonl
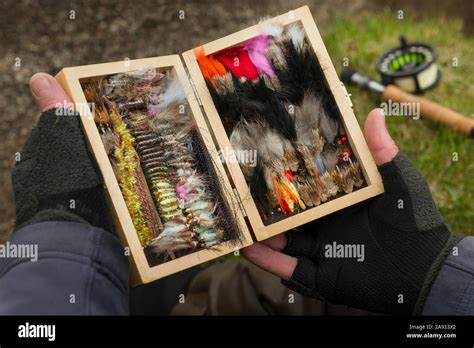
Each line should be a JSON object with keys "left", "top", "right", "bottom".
{"left": 378, "top": 107, "right": 386, "bottom": 117}
{"left": 30, "top": 74, "right": 52, "bottom": 99}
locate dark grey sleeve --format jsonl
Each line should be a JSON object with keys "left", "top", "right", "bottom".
{"left": 422, "top": 236, "right": 474, "bottom": 315}
{"left": 0, "top": 221, "right": 129, "bottom": 315}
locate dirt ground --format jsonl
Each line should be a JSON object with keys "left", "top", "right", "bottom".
{"left": 0, "top": 0, "right": 471, "bottom": 241}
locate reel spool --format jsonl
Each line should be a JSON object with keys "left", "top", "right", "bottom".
{"left": 375, "top": 35, "right": 440, "bottom": 94}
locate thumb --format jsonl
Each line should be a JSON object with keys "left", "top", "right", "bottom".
{"left": 364, "top": 108, "right": 399, "bottom": 165}
{"left": 30, "top": 73, "right": 72, "bottom": 112}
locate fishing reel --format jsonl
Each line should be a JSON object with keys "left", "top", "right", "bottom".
{"left": 375, "top": 35, "right": 440, "bottom": 94}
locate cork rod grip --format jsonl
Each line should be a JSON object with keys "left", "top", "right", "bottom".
{"left": 382, "top": 84, "right": 474, "bottom": 138}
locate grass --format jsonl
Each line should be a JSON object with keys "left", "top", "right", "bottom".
{"left": 323, "top": 10, "right": 474, "bottom": 235}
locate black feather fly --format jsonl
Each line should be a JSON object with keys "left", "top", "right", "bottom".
{"left": 248, "top": 160, "right": 273, "bottom": 217}
{"left": 275, "top": 42, "right": 340, "bottom": 121}
{"left": 232, "top": 76, "right": 297, "bottom": 141}
{"left": 210, "top": 73, "right": 297, "bottom": 142}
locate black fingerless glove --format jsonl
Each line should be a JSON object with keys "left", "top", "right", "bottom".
{"left": 12, "top": 108, "right": 114, "bottom": 233}
{"left": 281, "top": 152, "right": 463, "bottom": 315}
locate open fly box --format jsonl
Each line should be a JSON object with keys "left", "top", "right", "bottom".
{"left": 55, "top": 6, "right": 384, "bottom": 286}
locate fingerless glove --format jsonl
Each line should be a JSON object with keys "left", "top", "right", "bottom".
{"left": 281, "top": 152, "right": 463, "bottom": 315}
{"left": 12, "top": 108, "right": 113, "bottom": 233}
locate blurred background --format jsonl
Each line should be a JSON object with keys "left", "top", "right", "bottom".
{"left": 0, "top": 0, "right": 473, "bottom": 243}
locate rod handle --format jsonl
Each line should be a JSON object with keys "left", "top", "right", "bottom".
{"left": 382, "top": 85, "right": 474, "bottom": 138}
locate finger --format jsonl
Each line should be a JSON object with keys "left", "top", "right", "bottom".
{"left": 241, "top": 243, "right": 297, "bottom": 281}
{"left": 30, "top": 73, "right": 72, "bottom": 112}
{"left": 364, "top": 108, "right": 399, "bottom": 166}
{"left": 261, "top": 233, "right": 287, "bottom": 251}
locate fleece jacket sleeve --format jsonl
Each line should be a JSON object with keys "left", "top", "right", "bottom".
{"left": 422, "top": 236, "right": 474, "bottom": 315}
{"left": 0, "top": 221, "right": 129, "bottom": 315}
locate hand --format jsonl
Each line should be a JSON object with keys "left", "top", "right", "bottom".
{"left": 242, "top": 109, "right": 462, "bottom": 315}
{"left": 12, "top": 73, "right": 112, "bottom": 232}
{"left": 30, "top": 72, "right": 73, "bottom": 112}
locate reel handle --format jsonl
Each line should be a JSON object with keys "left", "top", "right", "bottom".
{"left": 382, "top": 85, "right": 474, "bottom": 138}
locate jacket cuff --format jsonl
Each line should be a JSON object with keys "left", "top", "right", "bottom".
{"left": 422, "top": 237, "right": 474, "bottom": 315}
{"left": 0, "top": 221, "right": 129, "bottom": 315}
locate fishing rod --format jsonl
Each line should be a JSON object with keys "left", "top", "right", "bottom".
{"left": 341, "top": 68, "right": 474, "bottom": 138}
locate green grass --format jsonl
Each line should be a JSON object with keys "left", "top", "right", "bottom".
{"left": 323, "top": 10, "right": 474, "bottom": 235}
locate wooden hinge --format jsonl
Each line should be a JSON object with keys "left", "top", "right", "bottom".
{"left": 186, "top": 72, "right": 203, "bottom": 107}
{"left": 232, "top": 187, "right": 247, "bottom": 217}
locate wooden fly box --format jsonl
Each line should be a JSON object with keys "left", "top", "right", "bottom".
{"left": 56, "top": 6, "right": 384, "bottom": 285}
